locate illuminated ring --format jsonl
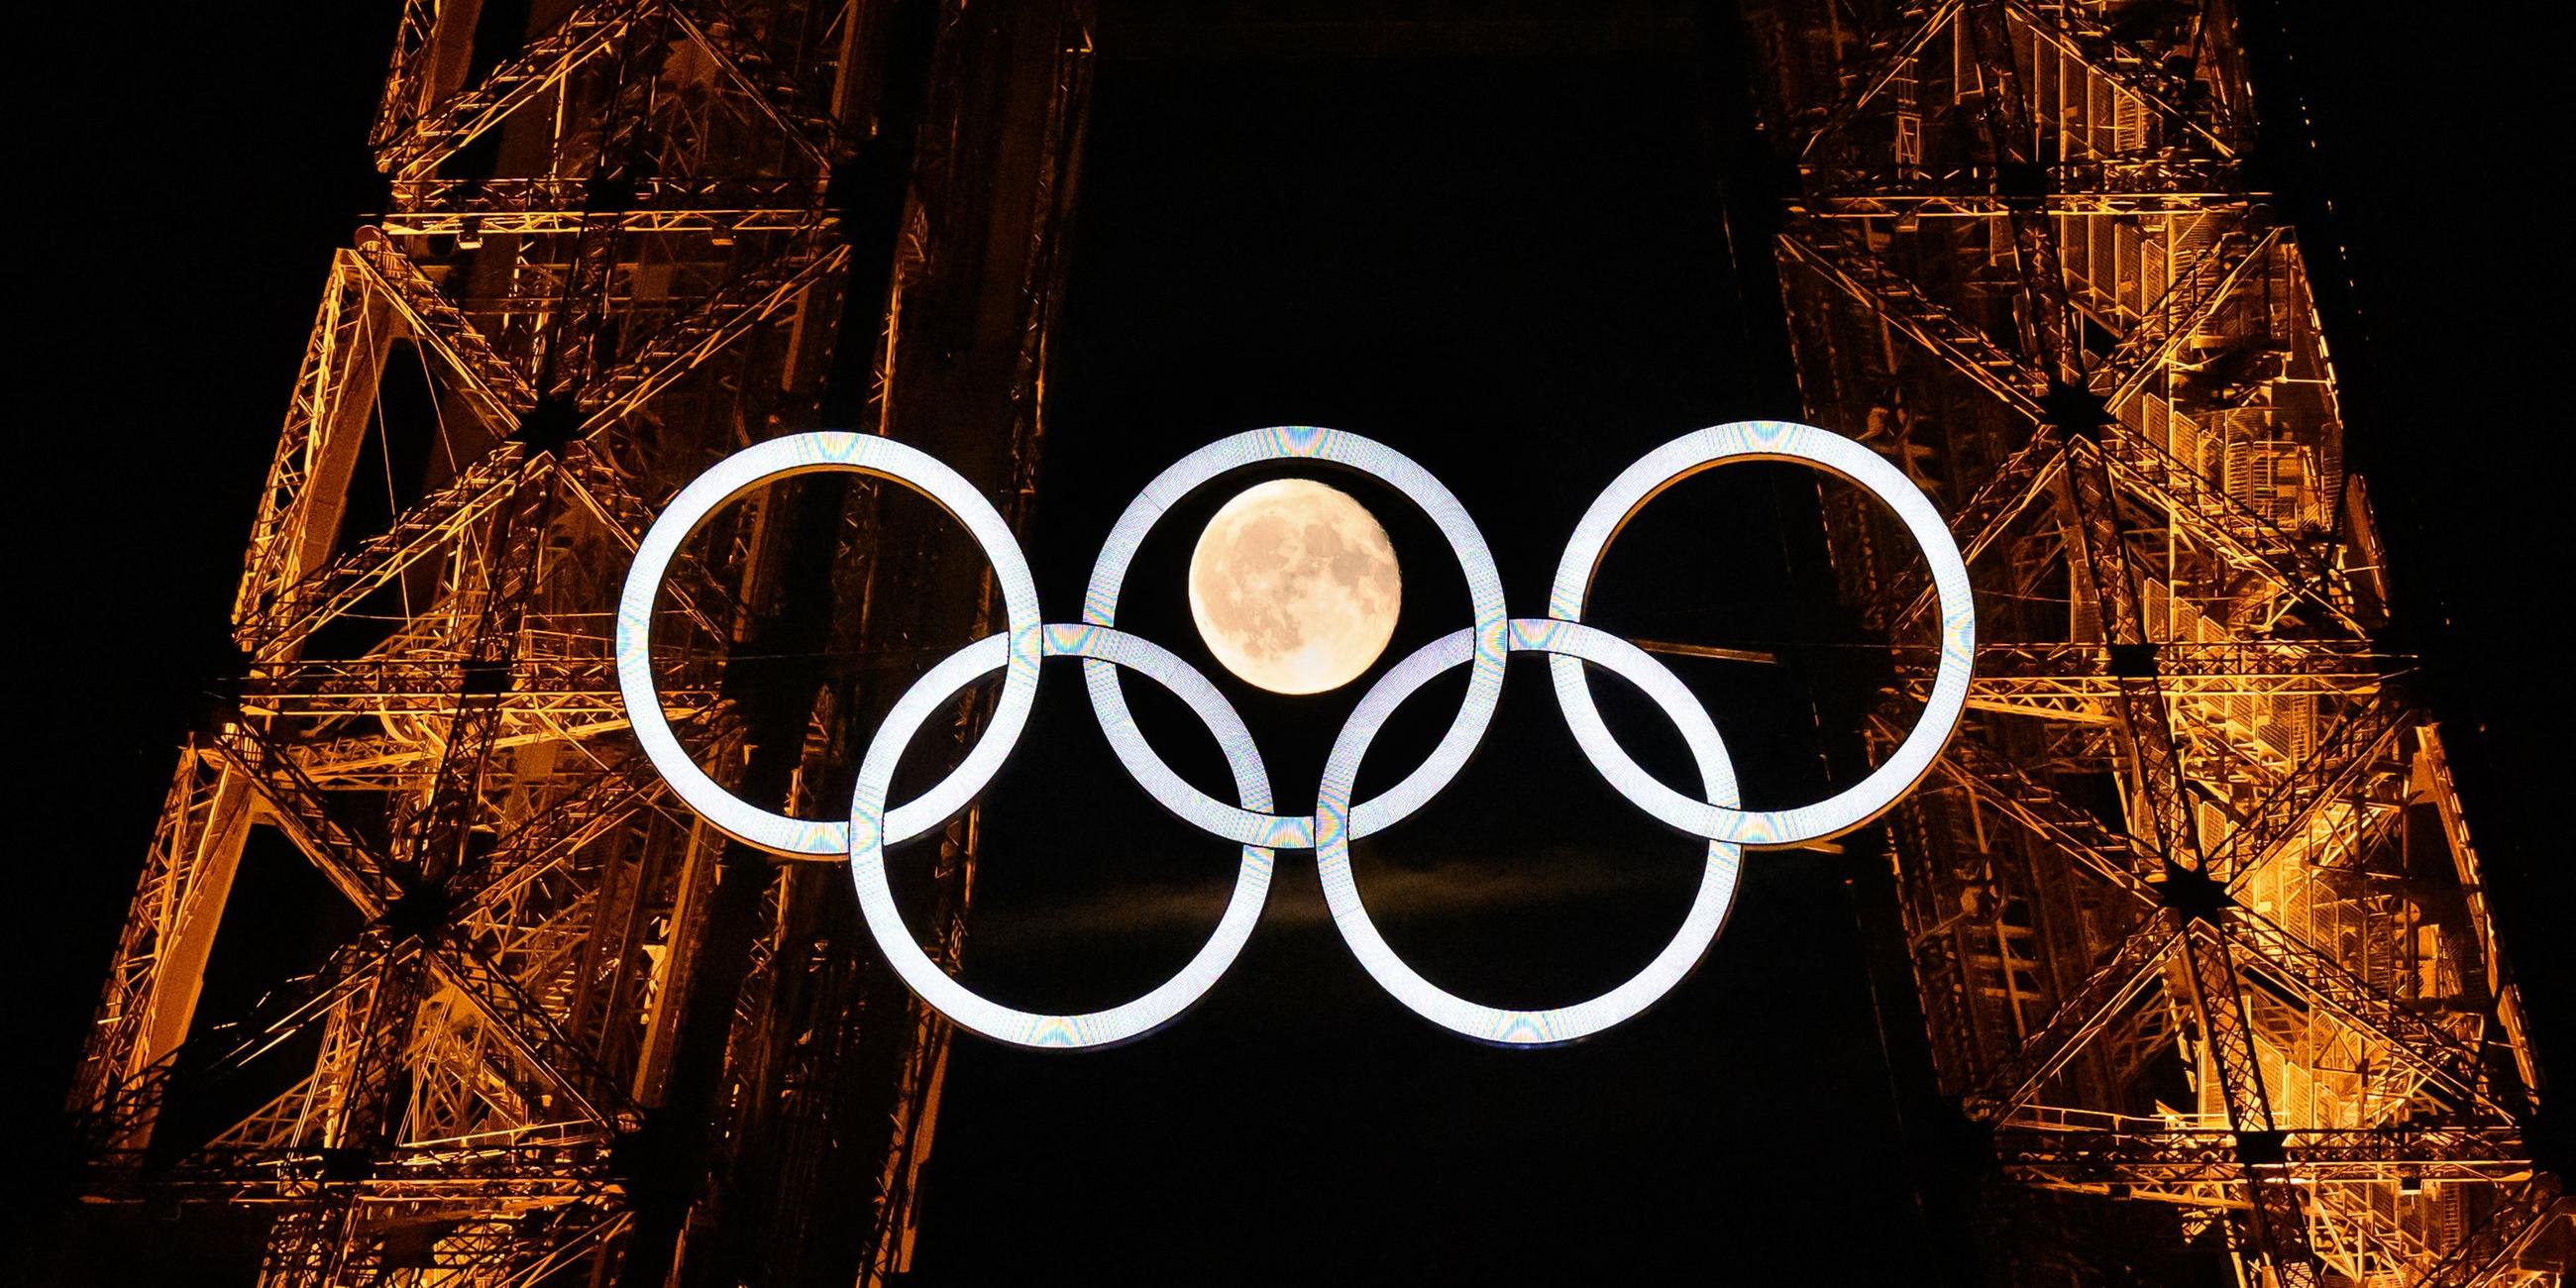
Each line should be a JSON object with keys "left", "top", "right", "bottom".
{"left": 1081, "top": 426, "right": 1509, "bottom": 851}
{"left": 849, "top": 624, "right": 1275, "bottom": 1048}
{"left": 1547, "top": 421, "right": 1975, "bottom": 847}
{"left": 1315, "top": 619, "right": 1743, "bottom": 1045}
{"left": 615, "top": 432, "right": 1043, "bottom": 857}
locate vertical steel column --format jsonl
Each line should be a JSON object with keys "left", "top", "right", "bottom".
{"left": 63, "top": 3, "right": 1093, "bottom": 1283}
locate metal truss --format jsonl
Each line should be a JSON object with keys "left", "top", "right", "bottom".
{"left": 66, "top": 1, "right": 1096, "bottom": 1283}
{"left": 67, "top": 2, "right": 2565, "bottom": 1283}
{"left": 1742, "top": 1, "right": 2565, "bottom": 1283}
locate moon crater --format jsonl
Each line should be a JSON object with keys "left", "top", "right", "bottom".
{"left": 1188, "top": 479, "right": 1402, "bottom": 695}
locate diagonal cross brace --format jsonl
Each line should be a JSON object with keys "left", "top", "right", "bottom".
{"left": 1968, "top": 917, "right": 2180, "bottom": 1121}
{"left": 2208, "top": 694, "right": 2410, "bottom": 886}
{"left": 2223, "top": 908, "right": 2523, "bottom": 1121}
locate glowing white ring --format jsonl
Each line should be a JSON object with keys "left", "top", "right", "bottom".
{"left": 615, "top": 420, "right": 1976, "bottom": 1048}
{"left": 614, "top": 432, "right": 1044, "bottom": 857}
{"left": 1314, "top": 619, "right": 1744, "bottom": 1045}
{"left": 848, "top": 625, "right": 1274, "bottom": 1048}
{"left": 1546, "top": 421, "right": 1976, "bottom": 847}
{"left": 1080, "top": 427, "right": 1509, "bottom": 851}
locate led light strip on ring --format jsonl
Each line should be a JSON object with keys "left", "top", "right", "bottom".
{"left": 614, "top": 422, "right": 1975, "bottom": 1048}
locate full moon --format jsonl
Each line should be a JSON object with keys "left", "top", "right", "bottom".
{"left": 1188, "top": 479, "right": 1402, "bottom": 695}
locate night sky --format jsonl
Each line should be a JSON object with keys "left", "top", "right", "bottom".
{"left": 18, "top": 3, "right": 2570, "bottom": 1282}
{"left": 901, "top": 47, "right": 1910, "bottom": 1281}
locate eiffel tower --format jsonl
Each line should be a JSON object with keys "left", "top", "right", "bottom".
{"left": 57, "top": 2, "right": 1089, "bottom": 1282}
{"left": 52, "top": 2, "right": 2565, "bottom": 1285}
{"left": 1742, "top": 0, "right": 2564, "bottom": 1281}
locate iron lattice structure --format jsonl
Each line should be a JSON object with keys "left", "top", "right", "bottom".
{"left": 59, "top": 2, "right": 2570, "bottom": 1285}
{"left": 63, "top": 1, "right": 1092, "bottom": 1282}
{"left": 1740, "top": 1, "right": 2566, "bottom": 1283}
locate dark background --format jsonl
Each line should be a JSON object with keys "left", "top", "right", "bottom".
{"left": 899, "top": 44, "right": 1913, "bottom": 1281}
{"left": 16, "top": 1, "right": 2567, "bottom": 1281}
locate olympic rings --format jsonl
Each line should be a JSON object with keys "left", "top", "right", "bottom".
{"left": 1548, "top": 421, "right": 1976, "bottom": 846}
{"left": 614, "top": 422, "right": 1975, "bottom": 1048}
{"left": 1080, "top": 427, "right": 1509, "bottom": 851}
{"left": 1315, "top": 619, "right": 1742, "bottom": 1045}
{"left": 850, "top": 626, "right": 1277, "bottom": 1047}
{"left": 615, "top": 432, "right": 1043, "bottom": 857}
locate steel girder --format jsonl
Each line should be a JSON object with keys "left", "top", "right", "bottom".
{"left": 66, "top": 2, "right": 1097, "bottom": 1284}
{"left": 1740, "top": 0, "right": 2557, "bottom": 1282}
